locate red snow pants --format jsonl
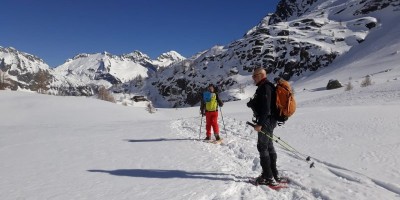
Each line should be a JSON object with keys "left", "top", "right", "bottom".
{"left": 205, "top": 111, "right": 219, "bottom": 137}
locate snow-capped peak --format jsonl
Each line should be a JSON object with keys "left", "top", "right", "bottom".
{"left": 151, "top": 51, "right": 185, "bottom": 69}
{"left": 155, "top": 51, "right": 185, "bottom": 62}
{"left": 0, "top": 46, "right": 49, "bottom": 73}
{"left": 122, "top": 50, "right": 151, "bottom": 61}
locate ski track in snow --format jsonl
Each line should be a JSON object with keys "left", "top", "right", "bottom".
{"left": 171, "top": 116, "right": 400, "bottom": 200}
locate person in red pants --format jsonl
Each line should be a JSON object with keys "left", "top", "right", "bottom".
{"left": 200, "top": 84, "right": 224, "bottom": 141}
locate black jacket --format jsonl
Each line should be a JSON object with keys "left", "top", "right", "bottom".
{"left": 251, "top": 78, "right": 276, "bottom": 126}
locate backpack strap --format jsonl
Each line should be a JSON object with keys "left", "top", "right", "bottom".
{"left": 264, "top": 80, "right": 278, "bottom": 118}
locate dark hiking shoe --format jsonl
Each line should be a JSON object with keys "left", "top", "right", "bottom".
{"left": 256, "top": 176, "right": 278, "bottom": 186}
{"left": 275, "top": 176, "right": 289, "bottom": 183}
{"left": 204, "top": 136, "right": 211, "bottom": 141}
{"left": 265, "top": 178, "right": 279, "bottom": 186}
{"left": 215, "top": 134, "right": 221, "bottom": 141}
{"left": 255, "top": 176, "right": 267, "bottom": 185}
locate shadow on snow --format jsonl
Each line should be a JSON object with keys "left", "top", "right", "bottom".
{"left": 124, "top": 138, "right": 197, "bottom": 143}
{"left": 87, "top": 169, "right": 233, "bottom": 181}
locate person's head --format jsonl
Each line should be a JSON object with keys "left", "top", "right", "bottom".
{"left": 252, "top": 67, "right": 267, "bottom": 85}
{"left": 208, "top": 84, "right": 215, "bottom": 92}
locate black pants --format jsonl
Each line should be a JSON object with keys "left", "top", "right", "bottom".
{"left": 257, "top": 118, "right": 278, "bottom": 179}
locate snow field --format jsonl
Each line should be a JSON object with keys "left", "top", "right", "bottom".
{"left": 1, "top": 78, "right": 400, "bottom": 200}
{"left": 171, "top": 108, "right": 400, "bottom": 200}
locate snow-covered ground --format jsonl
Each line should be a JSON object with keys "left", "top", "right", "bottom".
{"left": 2, "top": 13, "right": 400, "bottom": 196}
{"left": 1, "top": 72, "right": 400, "bottom": 199}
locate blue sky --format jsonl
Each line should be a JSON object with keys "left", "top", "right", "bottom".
{"left": 1, "top": 0, "right": 280, "bottom": 67}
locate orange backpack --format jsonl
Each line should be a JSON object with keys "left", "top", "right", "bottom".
{"left": 274, "top": 79, "right": 296, "bottom": 122}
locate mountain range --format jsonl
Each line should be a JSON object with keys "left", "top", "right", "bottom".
{"left": 1, "top": 0, "right": 399, "bottom": 107}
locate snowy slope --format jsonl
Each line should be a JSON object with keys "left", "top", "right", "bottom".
{"left": 0, "top": 47, "right": 50, "bottom": 90}
{"left": 0, "top": 47, "right": 185, "bottom": 96}
{"left": 148, "top": 0, "right": 400, "bottom": 107}
{"left": 1, "top": 0, "right": 399, "bottom": 109}
{"left": 0, "top": 47, "right": 49, "bottom": 74}
{"left": 54, "top": 50, "right": 184, "bottom": 83}
{"left": 292, "top": 7, "right": 400, "bottom": 90}
{"left": 1, "top": 69, "right": 400, "bottom": 200}
{"left": 49, "top": 50, "right": 185, "bottom": 97}
{"left": 54, "top": 51, "right": 153, "bottom": 84}
{"left": 152, "top": 50, "right": 185, "bottom": 70}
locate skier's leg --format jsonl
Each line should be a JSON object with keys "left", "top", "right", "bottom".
{"left": 257, "top": 142, "right": 273, "bottom": 179}
{"left": 211, "top": 111, "right": 219, "bottom": 135}
{"left": 205, "top": 112, "right": 212, "bottom": 138}
{"left": 270, "top": 152, "right": 279, "bottom": 180}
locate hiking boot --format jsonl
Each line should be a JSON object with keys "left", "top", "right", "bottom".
{"left": 256, "top": 176, "right": 278, "bottom": 186}
{"left": 265, "top": 178, "right": 279, "bottom": 186}
{"left": 255, "top": 176, "right": 267, "bottom": 185}
{"left": 204, "top": 136, "right": 211, "bottom": 141}
{"left": 214, "top": 134, "right": 221, "bottom": 141}
{"left": 274, "top": 176, "right": 288, "bottom": 183}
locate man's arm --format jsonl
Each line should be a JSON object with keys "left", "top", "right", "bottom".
{"left": 257, "top": 84, "right": 272, "bottom": 126}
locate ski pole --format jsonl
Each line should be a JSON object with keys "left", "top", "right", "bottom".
{"left": 199, "top": 114, "right": 204, "bottom": 140}
{"left": 272, "top": 134, "right": 312, "bottom": 162}
{"left": 246, "top": 121, "right": 315, "bottom": 168}
{"left": 271, "top": 134, "right": 315, "bottom": 168}
{"left": 219, "top": 107, "right": 227, "bottom": 138}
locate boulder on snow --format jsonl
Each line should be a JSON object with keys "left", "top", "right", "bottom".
{"left": 326, "top": 79, "right": 343, "bottom": 90}
{"left": 131, "top": 96, "right": 148, "bottom": 102}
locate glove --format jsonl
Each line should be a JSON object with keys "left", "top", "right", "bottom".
{"left": 200, "top": 110, "right": 205, "bottom": 116}
{"left": 219, "top": 102, "right": 224, "bottom": 107}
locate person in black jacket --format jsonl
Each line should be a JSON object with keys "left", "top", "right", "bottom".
{"left": 247, "top": 67, "right": 279, "bottom": 186}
